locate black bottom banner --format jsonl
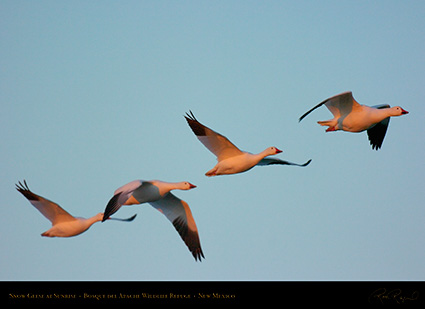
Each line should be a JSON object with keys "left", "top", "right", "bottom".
{"left": 2, "top": 281, "right": 424, "bottom": 306}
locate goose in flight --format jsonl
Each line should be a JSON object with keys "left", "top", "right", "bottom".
{"left": 16, "top": 180, "right": 136, "bottom": 238}
{"left": 184, "top": 111, "right": 311, "bottom": 176}
{"left": 299, "top": 91, "right": 409, "bottom": 150}
{"left": 102, "top": 180, "right": 204, "bottom": 261}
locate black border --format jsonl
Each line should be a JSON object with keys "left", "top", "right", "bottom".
{"left": 2, "top": 281, "right": 424, "bottom": 306}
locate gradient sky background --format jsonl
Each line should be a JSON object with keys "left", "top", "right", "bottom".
{"left": 1, "top": 1, "right": 424, "bottom": 281}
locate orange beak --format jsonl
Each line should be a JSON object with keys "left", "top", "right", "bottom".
{"left": 189, "top": 183, "right": 197, "bottom": 189}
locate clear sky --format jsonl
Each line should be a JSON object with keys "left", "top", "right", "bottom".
{"left": 1, "top": 0, "right": 424, "bottom": 281}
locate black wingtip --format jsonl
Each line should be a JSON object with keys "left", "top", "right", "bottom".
{"left": 303, "top": 159, "right": 312, "bottom": 166}
{"left": 184, "top": 111, "right": 207, "bottom": 136}
{"left": 106, "top": 213, "right": 138, "bottom": 222}
{"left": 102, "top": 193, "right": 122, "bottom": 222}
{"left": 15, "top": 179, "right": 28, "bottom": 191}
{"left": 368, "top": 134, "right": 383, "bottom": 151}
{"left": 184, "top": 110, "right": 197, "bottom": 122}
{"left": 193, "top": 248, "right": 205, "bottom": 262}
{"left": 371, "top": 144, "right": 381, "bottom": 151}
{"left": 298, "top": 110, "right": 311, "bottom": 123}
{"left": 16, "top": 180, "right": 39, "bottom": 201}
{"left": 127, "top": 214, "right": 137, "bottom": 221}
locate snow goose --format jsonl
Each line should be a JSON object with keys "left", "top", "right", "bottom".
{"left": 102, "top": 180, "right": 204, "bottom": 261}
{"left": 185, "top": 111, "right": 311, "bottom": 176}
{"left": 299, "top": 91, "right": 409, "bottom": 150}
{"left": 16, "top": 180, "right": 136, "bottom": 238}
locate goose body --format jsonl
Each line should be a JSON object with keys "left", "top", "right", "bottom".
{"left": 15, "top": 180, "right": 135, "bottom": 238}
{"left": 103, "top": 179, "right": 204, "bottom": 261}
{"left": 185, "top": 111, "right": 311, "bottom": 176}
{"left": 41, "top": 216, "right": 102, "bottom": 237}
{"left": 299, "top": 91, "right": 409, "bottom": 150}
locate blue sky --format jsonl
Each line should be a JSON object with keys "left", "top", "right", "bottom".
{"left": 1, "top": 0, "right": 424, "bottom": 280}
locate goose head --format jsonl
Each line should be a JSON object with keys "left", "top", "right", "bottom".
{"left": 390, "top": 106, "right": 409, "bottom": 116}
{"left": 178, "top": 182, "right": 197, "bottom": 190}
{"left": 266, "top": 146, "right": 283, "bottom": 156}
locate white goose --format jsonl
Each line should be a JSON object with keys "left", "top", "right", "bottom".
{"left": 185, "top": 111, "right": 311, "bottom": 176}
{"left": 16, "top": 180, "right": 136, "bottom": 238}
{"left": 299, "top": 91, "right": 409, "bottom": 150}
{"left": 102, "top": 180, "right": 204, "bottom": 261}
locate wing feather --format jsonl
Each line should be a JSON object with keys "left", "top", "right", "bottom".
{"left": 299, "top": 91, "right": 361, "bottom": 121}
{"left": 103, "top": 181, "right": 160, "bottom": 221}
{"left": 16, "top": 180, "right": 75, "bottom": 225}
{"left": 150, "top": 192, "right": 204, "bottom": 261}
{"left": 367, "top": 105, "right": 391, "bottom": 150}
{"left": 102, "top": 192, "right": 123, "bottom": 221}
{"left": 258, "top": 158, "right": 312, "bottom": 167}
{"left": 185, "top": 111, "right": 243, "bottom": 161}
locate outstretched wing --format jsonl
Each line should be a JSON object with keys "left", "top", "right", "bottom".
{"left": 185, "top": 110, "right": 243, "bottom": 161}
{"left": 149, "top": 192, "right": 204, "bottom": 261}
{"left": 16, "top": 180, "right": 75, "bottom": 225}
{"left": 299, "top": 91, "right": 361, "bottom": 122}
{"left": 367, "top": 104, "right": 391, "bottom": 150}
{"left": 102, "top": 180, "right": 159, "bottom": 221}
{"left": 258, "top": 158, "right": 312, "bottom": 167}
